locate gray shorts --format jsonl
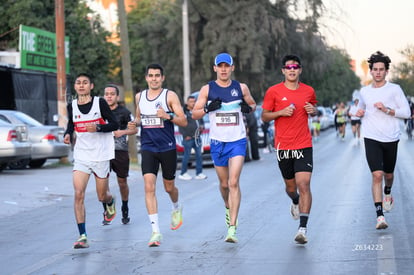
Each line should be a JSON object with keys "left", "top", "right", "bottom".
{"left": 73, "top": 159, "right": 110, "bottom": 178}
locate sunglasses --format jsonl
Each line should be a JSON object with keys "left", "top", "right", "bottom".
{"left": 283, "top": 64, "right": 301, "bottom": 70}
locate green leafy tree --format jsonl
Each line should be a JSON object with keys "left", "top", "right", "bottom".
{"left": 312, "top": 48, "right": 361, "bottom": 106}
{"left": 0, "top": 0, "right": 117, "bottom": 96}
{"left": 126, "top": 0, "right": 359, "bottom": 106}
{"left": 127, "top": 0, "right": 182, "bottom": 94}
{"left": 392, "top": 45, "right": 414, "bottom": 97}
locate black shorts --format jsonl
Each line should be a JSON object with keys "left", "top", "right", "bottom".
{"left": 141, "top": 149, "right": 177, "bottom": 180}
{"left": 277, "top": 147, "right": 313, "bottom": 180}
{"left": 351, "top": 120, "right": 361, "bottom": 126}
{"left": 110, "top": 150, "right": 130, "bottom": 178}
{"left": 364, "top": 138, "right": 398, "bottom": 173}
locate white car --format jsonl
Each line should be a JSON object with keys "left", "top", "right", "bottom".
{"left": 317, "top": 106, "right": 335, "bottom": 130}
{"left": 0, "top": 110, "right": 69, "bottom": 169}
{"left": 0, "top": 120, "right": 31, "bottom": 171}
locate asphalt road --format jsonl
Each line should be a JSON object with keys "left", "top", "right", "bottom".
{"left": 1, "top": 126, "right": 413, "bottom": 275}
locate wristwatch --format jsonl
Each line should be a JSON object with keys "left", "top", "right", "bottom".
{"left": 386, "top": 107, "right": 391, "bottom": 114}
{"left": 96, "top": 124, "right": 102, "bottom": 132}
{"left": 169, "top": 114, "right": 174, "bottom": 121}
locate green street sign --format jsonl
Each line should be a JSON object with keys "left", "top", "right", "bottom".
{"left": 19, "top": 25, "right": 70, "bottom": 73}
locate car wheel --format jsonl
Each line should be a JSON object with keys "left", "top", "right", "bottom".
{"left": 0, "top": 163, "right": 7, "bottom": 172}
{"left": 8, "top": 159, "right": 30, "bottom": 169}
{"left": 29, "top": 159, "right": 47, "bottom": 168}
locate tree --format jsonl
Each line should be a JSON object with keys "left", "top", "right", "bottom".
{"left": 392, "top": 45, "right": 414, "bottom": 97}
{"left": 125, "top": 0, "right": 359, "bottom": 106}
{"left": 127, "top": 0, "right": 182, "bottom": 94}
{"left": 0, "top": 0, "right": 117, "bottom": 96}
{"left": 312, "top": 47, "right": 361, "bottom": 106}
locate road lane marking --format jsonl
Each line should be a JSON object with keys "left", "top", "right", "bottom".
{"left": 377, "top": 234, "right": 397, "bottom": 275}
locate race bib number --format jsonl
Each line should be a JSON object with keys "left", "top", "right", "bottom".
{"left": 141, "top": 115, "right": 164, "bottom": 128}
{"left": 215, "top": 112, "right": 239, "bottom": 126}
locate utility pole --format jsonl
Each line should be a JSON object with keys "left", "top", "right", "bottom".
{"left": 55, "top": 0, "right": 69, "bottom": 164}
{"left": 182, "top": 0, "right": 191, "bottom": 100}
{"left": 55, "top": 0, "right": 66, "bottom": 128}
{"left": 117, "top": 0, "right": 137, "bottom": 164}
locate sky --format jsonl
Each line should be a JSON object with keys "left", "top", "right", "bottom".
{"left": 320, "top": 0, "right": 414, "bottom": 77}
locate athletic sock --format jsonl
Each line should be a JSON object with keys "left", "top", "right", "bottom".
{"left": 292, "top": 194, "right": 300, "bottom": 205}
{"left": 107, "top": 197, "right": 114, "bottom": 206}
{"left": 102, "top": 202, "right": 107, "bottom": 211}
{"left": 375, "top": 202, "right": 384, "bottom": 217}
{"left": 149, "top": 214, "right": 160, "bottom": 233}
{"left": 384, "top": 186, "right": 392, "bottom": 195}
{"left": 122, "top": 200, "right": 128, "bottom": 210}
{"left": 299, "top": 214, "right": 309, "bottom": 228}
{"left": 77, "top": 223, "right": 86, "bottom": 236}
{"left": 173, "top": 201, "right": 180, "bottom": 210}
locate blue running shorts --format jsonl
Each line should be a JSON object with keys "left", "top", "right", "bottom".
{"left": 210, "top": 138, "right": 247, "bottom": 167}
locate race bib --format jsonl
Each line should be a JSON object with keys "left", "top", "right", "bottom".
{"left": 141, "top": 115, "right": 164, "bottom": 128}
{"left": 215, "top": 112, "right": 239, "bottom": 126}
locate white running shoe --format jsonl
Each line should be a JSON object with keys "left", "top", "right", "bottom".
{"left": 376, "top": 215, "right": 388, "bottom": 230}
{"left": 290, "top": 203, "right": 299, "bottom": 220}
{"left": 178, "top": 173, "right": 192, "bottom": 180}
{"left": 294, "top": 227, "right": 308, "bottom": 244}
{"left": 195, "top": 173, "right": 207, "bottom": 180}
{"left": 383, "top": 194, "right": 394, "bottom": 212}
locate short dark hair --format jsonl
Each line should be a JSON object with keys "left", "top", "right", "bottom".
{"left": 75, "top": 73, "right": 93, "bottom": 84}
{"left": 105, "top": 84, "right": 120, "bottom": 95}
{"left": 368, "top": 51, "right": 391, "bottom": 70}
{"left": 282, "top": 54, "right": 301, "bottom": 66}
{"left": 187, "top": 95, "right": 196, "bottom": 100}
{"left": 145, "top": 63, "right": 164, "bottom": 76}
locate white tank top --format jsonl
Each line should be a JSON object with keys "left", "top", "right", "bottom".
{"left": 72, "top": 96, "right": 114, "bottom": 161}
{"left": 207, "top": 81, "right": 246, "bottom": 142}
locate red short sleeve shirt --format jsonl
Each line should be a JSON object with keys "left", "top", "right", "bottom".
{"left": 262, "top": 82, "right": 317, "bottom": 150}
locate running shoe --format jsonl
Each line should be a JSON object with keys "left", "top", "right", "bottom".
{"left": 294, "top": 227, "right": 308, "bottom": 244}
{"left": 225, "top": 225, "right": 238, "bottom": 243}
{"left": 104, "top": 196, "right": 116, "bottom": 222}
{"left": 376, "top": 215, "right": 388, "bottom": 230}
{"left": 73, "top": 234, "right": 89, "bottom": 249}
{"left": 290, "top": 202, "right": 299, "bottom": 220}
{"left": 178, "top": 173, "right": 192, "bottom": 180}
{"left": 102, "top": 212, "right": 112, "bottom": 225}
{"left": 383, "top": 194, "right": 394, "bottom": 212}
{"left": 195, "top": 173, "right": 207, "bottom": 180}
{"left": 170, "top": 206, "right": 183, "bottom": 230}
{"left": 122, "top": 206, "right": 130, "bottom": 224}
{"left": 148, "top": 232, "right": 162, "bottom": 247}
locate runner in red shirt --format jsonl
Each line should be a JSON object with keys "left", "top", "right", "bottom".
{"left": 262, "top": 54, "right": 317, "bottom": 244}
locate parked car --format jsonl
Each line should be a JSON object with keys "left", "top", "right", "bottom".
{"left": 174, "top": 114, "right": 211, "bottom": 166}
{"left": 173, "top": 91, "right": 212, "bottom": 166}
{"left": 0, "top": 120, "right": 31, "bottom": 171}
{"left": 317, "top": 106, "right": 335, "bottom": 130}
{"left": 254, "top": 105, "right": 274, "bottom": 149}
{"left": 0, "top": 110, "right": 70, "bottom": 169}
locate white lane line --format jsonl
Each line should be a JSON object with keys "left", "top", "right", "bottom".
{"left": 377, "top": 234, "right": 397, "bottom": 275}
